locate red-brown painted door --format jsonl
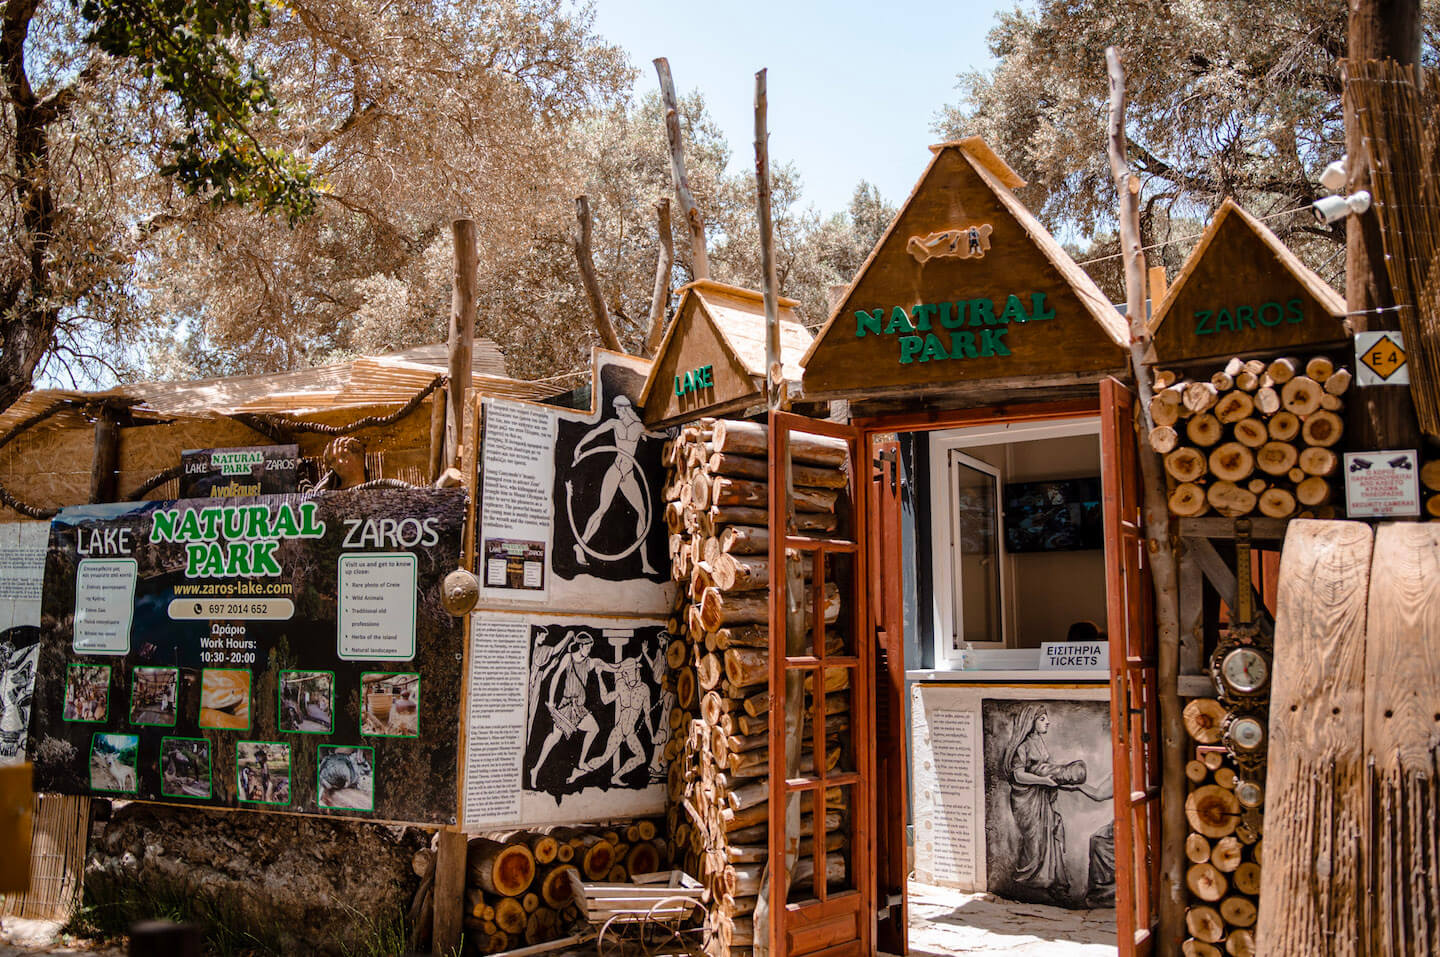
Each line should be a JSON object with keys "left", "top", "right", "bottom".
{"left": 869, "top": 440, "right": 908, "bottom": 954}
{"left": 1100, "top": 377, "right": 1160, "bottom": 956}
{"left": 765, "top": 410, "right": 872, "bottom": 957}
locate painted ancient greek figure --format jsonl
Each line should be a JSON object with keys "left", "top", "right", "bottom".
{"left": 570, "top": 396, "right": 655, "bottom": 574}
{"left": 529, "top": 629, "right": 603, "bottom": 788}
{"left": 1003, "top": 704, "right": 1072, "bottom": 897}
{"left": 1002, "top": 703, "right": 1111, "bottom": 902}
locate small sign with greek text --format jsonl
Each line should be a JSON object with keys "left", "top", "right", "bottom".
{"left": 1344, "top": 450, "right": 1421, "bottom": 518}
{"left": 1038, "top": 641, "right": 1109, "bottom": 672}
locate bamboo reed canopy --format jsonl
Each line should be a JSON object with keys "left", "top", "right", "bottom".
{"left": 0, "top": 340, "right": 562, "bottom": 521}
{"left": 1344, "top": 58, "right": 1440, "bottom": 438}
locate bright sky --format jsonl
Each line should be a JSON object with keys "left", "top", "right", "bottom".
{"left": 589, "top": 0, "right": 1016, "bottom": 216}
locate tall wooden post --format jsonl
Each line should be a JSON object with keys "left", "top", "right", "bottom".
{"left": 431, "top": 829, "right": 468, "bottom": 955}
{"left": 654, "top": 58, "right": 709, "bottom": 280}
{"left": 1345, "top": 0, "right": 1422, "bottom": 451}
{"left": 1106, "top": 46, "right": 1184, "bottom": 952}
{"left": 446, "top": 219, "right": 477, "bottom": 471}
{"left": 89, "top": 403, "right": 121, "bottom": 504}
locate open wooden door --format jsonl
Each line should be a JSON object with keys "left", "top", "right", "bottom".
{"left": 765, "top": 410, "right": 872, "bottom": 957}
{"left": 1100, "top": 377, "right": 1160, "bottom": 956}
{"left": 868, "top": 440, "right": 907, "bottom": 954}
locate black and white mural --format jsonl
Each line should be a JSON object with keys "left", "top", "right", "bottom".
{"left": 524, "top": 622, "right": 669, "bottom": 798}
{"left": 476, "top": 351, "right": 671, "bottom": 616}
{"left": 0, "top": 626, "right": 40, "bottom": 763}
{"left": 0, "top": 520, "right": 46, "bottom": 766}
{"left": 550, "top": 360, "right": 667, "bottom": 587}
{"left": 982, "top": 698, "right": 1115, "bottom": 909}
{"left": 462, "top": 610, "right": 671, "bottom": 829}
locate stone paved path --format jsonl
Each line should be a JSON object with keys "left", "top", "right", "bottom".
{"left": 890, "top": 881, "right": 1118, "bottom": 957}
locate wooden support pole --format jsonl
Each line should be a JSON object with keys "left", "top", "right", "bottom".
{"left": 1344, "top": 0, "right": 1422, "bottom": 451}
{"left": 89, "top": 403, "right": 121, "bottom": 504}
{"left": 445, "top": 219, "right": 477, "bottom": 471}
{"left": 432, "top": 829, "right": 468, "bottom": 955}
{"left": 654, "top": 57, "right": 709, "bottom": 280}
{"left": 1106, "top": 46, "right": 1185, "bottom": 952}
{"left": 755, "top": 68, "right": 781, "bottom": 412}
{"left": 573, "top": 196, "right": 623, "bottom": 354}
{"left": 428, "top": 383, "right": 447, "bottom": 483}
{"left": 643, "top": 197, "right": 674, "bottom": 357}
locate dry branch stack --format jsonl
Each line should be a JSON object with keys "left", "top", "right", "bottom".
{"left": 462, "top": 821, "right": 666, "bottom": 954}
{"left": 1181, "top": 699, "right": 1263, "bottom": 957}
{"left": 661, "top": 418, "right": 852, "bottom": 957}
{"left": 1151, "top": 356, "right": 1350, "bottom": 519}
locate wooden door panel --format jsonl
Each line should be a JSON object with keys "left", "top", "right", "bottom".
{"left": 869, "top": 439, "right": 908, "bottom": 954}
{"left": 767, "top": 411, "right": 872, "bottom": 957}
{"left": 1101, "top": 377, "right": 1160, "bottom": 956}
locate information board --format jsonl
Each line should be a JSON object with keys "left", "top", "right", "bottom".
{"left": 27, "top": 487, "right": 467, "bottom": 824}
{"left": 462, "top": 611, "right": 671, "bottom": 829}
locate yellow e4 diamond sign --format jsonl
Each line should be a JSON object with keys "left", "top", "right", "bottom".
{"left": 1356, "top": 331, "right": 1409, "bottom": 385}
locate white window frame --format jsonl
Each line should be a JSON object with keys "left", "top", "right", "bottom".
{"left": 927, "top": 416, "right": 1102, "bottom": 668}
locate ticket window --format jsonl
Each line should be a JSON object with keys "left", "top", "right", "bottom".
{"left": 927, "top": 417, "right": 1107, "bottom": 667}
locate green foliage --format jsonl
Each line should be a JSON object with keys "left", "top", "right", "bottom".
{"left": 77, "top": 0, "right": 317, "bottom": 222}
{"left": 937, "top": 0, "right": 1440, "bottom": 285}
{"left": 70, "top": 871, "right": 287, "bottom": 956}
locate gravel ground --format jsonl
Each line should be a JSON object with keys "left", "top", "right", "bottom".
{"left": 5, "top": 882, "right": 1118, "bottom": 957}
{"left": 0, "top": 919, "right": 122, "bottom": 957}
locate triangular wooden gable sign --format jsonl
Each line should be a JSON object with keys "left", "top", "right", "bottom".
{"left": 1149, "top": 199, "right": 1347, "bottom": 365}
{"left": 641, "top": 280, "right": 811, "bottom": 428}
{"left": 801, "top": 138, "right": 1129, "bottom": 399}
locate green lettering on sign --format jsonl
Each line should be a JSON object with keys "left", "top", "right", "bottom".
{"left": 850, "top": 293, "right": 1054, "bottom": 365}
{"left": 1194, "top": 298, "right": 1306, "bottom": 336}
{"left": 674, "top": 364, "right": 715, "bottom": 397}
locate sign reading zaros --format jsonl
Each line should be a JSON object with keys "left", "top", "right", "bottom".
{"left": 27, "top": 487, "right": 468, "bottom": 825}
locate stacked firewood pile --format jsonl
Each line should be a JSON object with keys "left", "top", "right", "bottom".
{"left": 460, "top": 821, "right": 666, "bottom": 953}
{"left": 1181, "top": 699, "right": 1263, "bottom": 957}
{"left": 1149, "top": 356, "right": 1350, "bottom": 519}
{"left": 659, "top": 418, "right": 851, "bottom": 956}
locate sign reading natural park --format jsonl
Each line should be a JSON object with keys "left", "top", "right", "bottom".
{"left": 27, "top": 487, "right": 467, "bottom": 825}
{"left": 801, "top": 139, "right": 1128, "bottom": 397}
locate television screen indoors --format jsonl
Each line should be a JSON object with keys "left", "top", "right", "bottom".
{"left": 1003, "top": 477, "right": 1104, "bottom": 552}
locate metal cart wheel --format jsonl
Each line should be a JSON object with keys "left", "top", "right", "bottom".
{"left": 640, "top": 896, "right": 706, "bottom": 957}
{"left": 597, "top": 913, "right": 640, "bottom": 957}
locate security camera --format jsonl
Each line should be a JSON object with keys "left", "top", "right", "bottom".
{"left": 1313, "top": 195, "right": 1350, "bottom": 225}
{"left": 1345, "top": 190, "right": 1372, "bottom": 215}
{"left": 1319, "top": 156, "right": 1348, "bottom": 191}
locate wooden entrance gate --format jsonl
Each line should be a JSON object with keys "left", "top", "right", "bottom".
{"left": 869, "top": 439, "right": 908, "bottom": 954}
{"left": 765, "top": 411, "right": 872, "bottom": 956}
{"left": 1101, "top": 377, "right": 1161, "bottom": 954}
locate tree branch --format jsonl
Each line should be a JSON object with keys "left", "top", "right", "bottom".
{"left": 643, "top": 197, "right": 673, "bottom": 357}
{"left": 572, "top": 195, "right": 622, "bottom": 354}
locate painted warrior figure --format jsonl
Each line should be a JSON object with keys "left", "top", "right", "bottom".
{"left": 574, "top": 657, "right": 651, "bottom": 780}
{"left": 529, "top": 630, "right": 603, "bottom": 788}
{"left": 571, "top": 396, "right": 655, "bottom": 574}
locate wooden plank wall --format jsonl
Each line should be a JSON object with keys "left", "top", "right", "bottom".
{"left": 1363, "top": 523, "right": 1440, "bottom": 955}
{"left": 1258, "top": 520, "right": 1371, "bottom": 956}
{"left": 1258, "top": 519, "right": 1440, "bottom": 957}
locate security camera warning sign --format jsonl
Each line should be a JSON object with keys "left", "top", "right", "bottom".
{"left": 1344, "top": 450, "right": 1420, "bottom": 518}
